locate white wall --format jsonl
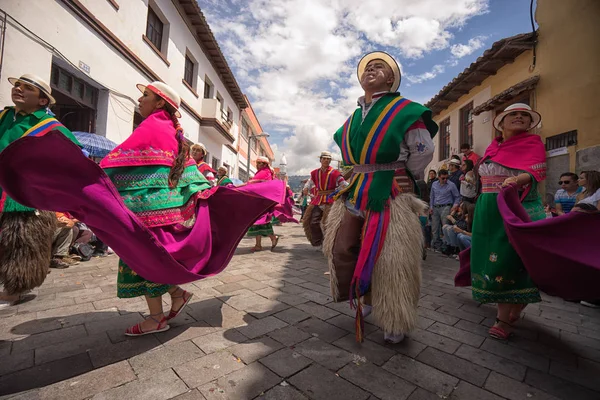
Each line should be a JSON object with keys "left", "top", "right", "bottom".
{"left": 0, "top": 0, "right": 242, "bottom": 163}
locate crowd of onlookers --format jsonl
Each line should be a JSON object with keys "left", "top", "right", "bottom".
{"left": 51, "top": 212, "right": 111, "bottom": 269}
{"left": 419, "top": 143, "right": 600, "bottom": 262}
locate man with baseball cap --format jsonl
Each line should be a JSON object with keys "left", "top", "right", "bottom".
{"left": 323, "top": 52, "right": 438, "bottom": 344}
{"left": 302, "top": 151, "right": 347, "bottom": 248}
{"left": 0, "top": 74, "right": 80, "bottom": 307}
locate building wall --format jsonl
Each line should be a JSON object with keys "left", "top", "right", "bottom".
{"left": 428, "top": 51, "right": 536, "bottom": 173}
{"left": 535, "top": 0, "right": 600, "bottom": 177}
{"left": 0, "top": 0, "right": 245, "bottom": 174}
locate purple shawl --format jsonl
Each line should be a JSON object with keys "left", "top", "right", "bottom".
{"left": 455, "top": 185, "right": 600, "bottom": 300}
{"left": 0, "top": 132, "right": 285, "bottom": 284}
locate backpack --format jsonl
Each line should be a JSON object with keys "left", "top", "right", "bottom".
{"left": 71, "top": 242, "right": 94, "bottom": 261}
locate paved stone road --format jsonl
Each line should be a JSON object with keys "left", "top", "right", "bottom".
{"left": 0, "top": 224, "right": 599, "bottom": 400}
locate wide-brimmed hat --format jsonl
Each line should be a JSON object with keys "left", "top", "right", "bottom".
{"left": 256, "top": 156, "right": 270, "bottom": 164}
{"left": 8, "top": 74, "right": 56, "bottom": 104}
{"left": 493, "top": 103, "right": 541, "bottom": 132}
{"left": 319, "top": 151, "right": 332, "bottom": 159}
{"left": 357, "top": 51, "right": 401, "bottom": 93}
{"left": 136, "top": 81, "right": 181, "bottom": 117}
{"left": 449, "top": 158, "right": 461, "bottom": 166}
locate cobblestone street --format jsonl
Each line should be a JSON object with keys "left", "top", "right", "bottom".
{"left": 0, "top": 224, "right": 599, "bottom": 399}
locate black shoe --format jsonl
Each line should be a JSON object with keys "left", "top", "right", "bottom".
{"left": 92, "top": 251, "right": 108, "bottom": 258}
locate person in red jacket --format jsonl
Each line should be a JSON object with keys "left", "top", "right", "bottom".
{"left": 302, "top": 151, "right": 347, "bottom": 248}
{"left": 190, "top": 143, "right": 215, "bottom": 181}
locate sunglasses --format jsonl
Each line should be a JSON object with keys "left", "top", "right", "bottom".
{"left": 439, "top": 177, "right": 448, "bottom": 181}
{"left": 558, "top": 180, "right": 572, "bottom": 184}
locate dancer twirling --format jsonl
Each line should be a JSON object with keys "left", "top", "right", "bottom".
{"left": 302, "top": 151, "right": 347, "bottom": 248}
{"left": 0, "top": 80, "right": 284, "bottom": 334}
{"left": 247, "top": 156, "right": 279, "bottom": 252}
{"left": 0, "top": 74, "right": 80, "bottom": 307}
{"left": 323, "top": 52, "right": 437, "bottom": 343}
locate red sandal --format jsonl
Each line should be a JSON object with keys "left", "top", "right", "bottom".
{"left": 489, "top": 318, "right": 514, "bottom": 340}
{"left": 125, "top": 313, "right": 170, "bottom": 336}
{"left": 166, "top": 288, "right": 193, "bottom": 321}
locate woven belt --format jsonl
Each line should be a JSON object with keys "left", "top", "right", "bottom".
{"left": 317, "top": 190, "right": 334, "bottom": 196}
{"left": 353, "top": 160, "right": 406, "bottom": 173}
{"left": 481, "top": 176, "right": 509, "bottom": 193}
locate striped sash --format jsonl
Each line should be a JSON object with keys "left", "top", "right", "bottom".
{"left": 22, "top": 117, "right": 65, "bottom": 138}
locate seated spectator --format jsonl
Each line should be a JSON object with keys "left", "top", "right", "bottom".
{"left": 441, "top": 204, "right": 467, "bottom": 256}
{"left": 573, "top": 170, "right": 600, "bottom": 211}
{"left": 460, "top": 159, "right": 477, "bottom": 203}
{"left": 554, "top": 172, "right": 583, "bottom": 215}
{"left": 52, "top": 213, "right": 80, "bottom": 268}
{"left": 461, "top": 143, "right": 480, "bottom": 165}
{"left": 455, "top": 202, "right": 476, "bottom": 253}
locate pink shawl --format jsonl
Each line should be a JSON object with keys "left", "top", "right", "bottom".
{"left": 100, "top": 110, "right": 194, "bottom": 169}
{"left": 250, "top": 167, "right": 274, "bottom": 182}
{"left": 481, "top": 132, "right": 546, "bottom": 182}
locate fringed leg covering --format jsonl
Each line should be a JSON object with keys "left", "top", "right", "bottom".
{"left": 302, "top": 205, "right": 315, "bottom": 245}
{"left": 0, "top": 211, "right": 55, "bottom": 294}
{"left": 371, "top": 194, "right": 428, "bottom": 334}
{"left": 322, "top": 199, "right": 348, "bottom": 301}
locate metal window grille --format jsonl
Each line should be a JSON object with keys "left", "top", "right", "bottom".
{"left": 439, "top": 118, "right": 450, "bottom": 161}
{"left": 460, "top": 102, "right": 474, "bottom": 147}
{"left": 146, "top": 8, "right": 163, "bottom": 51}
{"left": 545, "top": 130, "right": 578, "bottom": 151}
{"left": 184, "top": 55, "right": 194, "bottom": 86}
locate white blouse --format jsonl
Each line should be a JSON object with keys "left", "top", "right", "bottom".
{"left": 478, "top": 162, "right": 520, "bottom": 177}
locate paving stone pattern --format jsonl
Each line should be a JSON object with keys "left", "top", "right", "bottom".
{"left": 0, "top": 224, "right": 599, "bottom": 399}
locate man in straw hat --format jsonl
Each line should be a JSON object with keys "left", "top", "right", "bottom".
{"left": 322, "top": 52, "right": 438, "bottom": 343}
{"left": 190, "top": 142, "right": 216, "bottom": 182}
{"left": 216, "top": 166, "right": 232, "bottom": 186}
{"left": 302, "top": 151, "right": 347, "bottom": 249}
{"left": 0, "top": 74, "right": 81, "bottom": 307}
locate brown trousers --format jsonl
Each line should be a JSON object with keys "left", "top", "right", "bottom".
{"left": 309, "top": 206, "right": 324, "bottom": 246}
{"left": 331, "top": 209, "right": 364, "bottom": 301}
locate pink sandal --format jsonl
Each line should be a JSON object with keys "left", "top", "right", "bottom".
{"left": 125, "top": 314, "right": 170, "bottom": 336}
{"left": 166, "top": 288, "right": 193, "bottom": 321}
{"left": 489, "top": 318, "right": 514, "bottom": 340}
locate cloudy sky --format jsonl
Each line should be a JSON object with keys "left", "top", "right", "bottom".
{"left": 200, "top": 0, "right": 536, "bottom": 175}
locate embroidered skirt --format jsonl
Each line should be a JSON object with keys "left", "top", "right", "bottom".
{"left": 247, "top": 222, "right": 274, "bottom": 237}
{"left": 470, "top": 192, "right": 544, "bottom": 304}
{"left": 116, "top": 259, "right": 170, "bottom": 298}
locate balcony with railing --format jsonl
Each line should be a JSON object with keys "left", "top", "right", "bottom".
{"left": 200, "top": 99, "right": 235, "bottom": 143}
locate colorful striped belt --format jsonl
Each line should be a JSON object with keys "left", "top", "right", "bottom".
{"left": 481, "top": 176, "right": 509, "bottom": 193}
{"left": 353, "top": 160, "right": 406, "bottom": 173}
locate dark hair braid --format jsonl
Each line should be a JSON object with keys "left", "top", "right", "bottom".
{"left": 166, "top": 106, "right": 190, "bottom": 188}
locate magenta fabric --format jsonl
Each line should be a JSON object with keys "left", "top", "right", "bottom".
{"left": 0, "top": 132, "right": 284, "bottom": 285}
{"left": 481, "top": 133, "right": 546, "bottom": 183}
{"left": 250, "top": 167, "right": 277, "bottom": 225}
{"left": 456, "top": 185, "right": 600, "bottom": 300}
{"left": 273, "top": 188, "right": 299, "bottom": 224}
{"left": 100, "top": 110, "right": 194, "bottom": 169}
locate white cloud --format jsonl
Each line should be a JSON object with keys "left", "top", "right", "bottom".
{"left": 405, "top": 64, "right": 445, "bottom": 84}
{"left": 450, "top": 36, "right": 487, "bottom": 58}
{"left": 201, "top": 0, "right": 488, "bottom": 174}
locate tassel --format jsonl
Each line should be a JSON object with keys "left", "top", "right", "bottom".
{"left": 354, "top": 284, "right": 364, "bottom": 343}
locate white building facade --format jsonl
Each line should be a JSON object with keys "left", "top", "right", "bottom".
{"left": 0, "top": 0, "right": 251, "bottom": 178}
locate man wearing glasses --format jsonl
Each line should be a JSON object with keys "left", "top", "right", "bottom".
{"left": 429, "top": 169, "right": 460, "bottom": 251}
{"left": 554, "top": 172, "right": 582, "bottom": 215}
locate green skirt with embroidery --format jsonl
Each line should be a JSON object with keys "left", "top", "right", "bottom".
{"left": 117, "top": 259, "right": 171, "bottom": 298}
{"left": 247, "top": 222, "right": 274, "bottom": 237}
{"left": 107, "top": 164, "right": 210, "bottom": 298}
{"left": 470, "top": 190, "right": 545, "bottom": 304}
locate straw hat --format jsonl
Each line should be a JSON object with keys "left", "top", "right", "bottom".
{"left": 319, "top": 151, "right": 332, "bottom": 159}
{"left": 449, "top": 158, "right": 461, "bottom": 167}
{"left": 8, "top": 74, "right": 56, "bottom": 104}
{"left": 493, "top": 103, "right": 541, "bottom": 132}
{"left": 136, "top": 81, "right": 181, "bottom": 117}
{"left": 256, "top": 156, "right": 270, "bottom": 164}
{"left": 357, "top": 51, "right": 401, "bottom": 93}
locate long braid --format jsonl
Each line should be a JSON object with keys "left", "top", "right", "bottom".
{"left": 167, "top": 106, "right": 190, "bottom": 188}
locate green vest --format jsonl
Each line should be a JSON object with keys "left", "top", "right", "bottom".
{"left": 333, "top": 93, "right": 438, "bottom": 212}
{"left": 0, "top": 107, "right": 81, "bottom": 212}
